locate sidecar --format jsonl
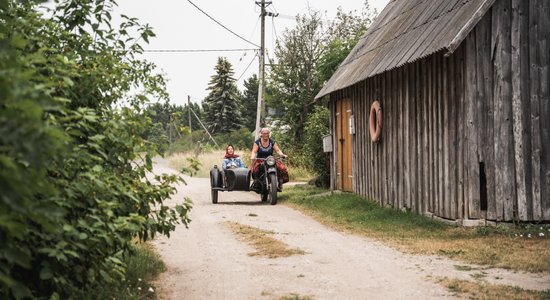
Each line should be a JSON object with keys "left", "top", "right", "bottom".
{"left": 209, "top": 165, "right": 251, "bottom": 204}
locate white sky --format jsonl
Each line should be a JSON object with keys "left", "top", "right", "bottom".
{"left": 115, "top": 0, "right": 389, "bottom": 106}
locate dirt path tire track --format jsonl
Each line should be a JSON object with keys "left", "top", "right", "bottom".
{"left": 151, "top": 159, "right": 550, "bottom": 299}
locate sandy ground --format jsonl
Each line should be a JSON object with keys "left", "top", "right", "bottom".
{"left": 151, "top": 158, "right": 550, "bottom": 300}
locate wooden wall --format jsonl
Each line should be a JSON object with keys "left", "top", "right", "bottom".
{"left": 328, "top": 0, "right": 549, "bottom": 222}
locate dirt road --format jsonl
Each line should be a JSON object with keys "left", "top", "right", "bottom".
{"left": 152, "top": 159, "right": 550, "bottom": 300}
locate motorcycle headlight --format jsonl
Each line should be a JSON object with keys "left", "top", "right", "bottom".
{"left": 266, "top": 156, "right": 276, "bottom": 166}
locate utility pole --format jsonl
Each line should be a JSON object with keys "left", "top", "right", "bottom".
{"left": 254, "top": 0, "right": 272, "bottom": 139}
{"left": 187, "top": 95, "right": 192, "bottom": 144}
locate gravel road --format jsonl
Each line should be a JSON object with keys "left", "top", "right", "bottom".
{"left": 151, "top": 158, "right": 550, "bottom": 300}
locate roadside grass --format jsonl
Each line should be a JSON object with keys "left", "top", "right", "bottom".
{"left": 167, "top": 149, "right": 225, "bottom": 178}
{"left": 287, "top": 164, "right": 314, "bottom": 182}
{"left": 226, "top": 221, "right": 306, "bottom": 258}
{"left": 438, "top": 278, "right": 550, "bottom": 300}
{"left": 278, "top": 185, "right": 550, "bottom": 274}
{"left": 167, "top": 150, "right": 317, "bottom": 182}
{"left": 94, "top": 242, "right": 165, "bottom": 299}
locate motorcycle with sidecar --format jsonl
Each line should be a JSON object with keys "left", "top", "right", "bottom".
{"left": 209, "top": 156, "right": 284, "bottom": 205}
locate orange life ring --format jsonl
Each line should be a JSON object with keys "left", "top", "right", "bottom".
{"left": 369, "top": 101, "right": 382, "bottom": 142}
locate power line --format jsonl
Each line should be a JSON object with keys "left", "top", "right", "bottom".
{"left": 271, "top": 16, "right": 279, "bottom": 48}
{"left": 187, "top": 0, "right": 260, "bottom": 48}
{"left": 144, "top": 48, "right": 258, "bottom": 53}
{"left": 275, "top": 13, "right": 295, "bottom": 20}
{"left": 236, "top": 51, "right": 259, "bottom": 81}
{"left": 235, "top": 16, "right": 261, "bottom": 70}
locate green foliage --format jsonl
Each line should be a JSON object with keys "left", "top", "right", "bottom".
{"left": 148, "top": 122, "right": 170, "bottom": 154}
{"left": 270, "top": 127, "right": 304, "bottom": 167}
{"left": 203, "top": 57, "right": 244, "bottom": 134}
{"left": 180, "top": 157, "right": 202, "bottom": 177}
{"left": 214, "top": 128, "right": 254, "bottom": 151}
{"left": 266, "top": 10, "right": 325, "bottom": 143}
{"left": 266, "top": 2, "right": 376, "bottom": 175}
{"left": 164, "top": 130, "right": 205, "bottom": 154}
{"left": 86, "top": 243, "right": 165, "bottom": 300}
{"left": 317, "top": 4, "right": 376, "bottom": 83}
{"left": 0, "top": 1, "right": 192, "bottom": 298}
{"left": 143, "top": 100, "right": 204, "bottom": 147}
{"left": 303, "top": 106, "right": 330, "bottom": 186}
{"left": 166, "top": 128, "right": 252, "bottom": 161}
{"left": 241, "top": 74, "right": 259, "bottom": 131}
{"left": 280, "top": 186, "right": 449, "bottom": 236}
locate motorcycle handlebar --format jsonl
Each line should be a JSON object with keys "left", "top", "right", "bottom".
{"left": 251, "top": 156, "right": 287, "bottom": 161}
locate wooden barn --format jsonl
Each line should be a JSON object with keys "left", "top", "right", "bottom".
{"left": 316, "top": 0, "right": 549, "bottom": 223}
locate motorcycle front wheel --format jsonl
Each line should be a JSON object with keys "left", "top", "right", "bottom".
{"left": 269, "top": 173, "right": 278, "bottom": 205}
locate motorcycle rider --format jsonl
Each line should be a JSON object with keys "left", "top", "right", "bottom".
{"left": 249, "top": 127, "right": 289, "bottom": 190}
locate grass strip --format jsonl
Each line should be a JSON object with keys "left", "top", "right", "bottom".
{"left": 226, "top": 221, "right": 306, "bottom": 258}
{"left": 92, "top": 242, "right": 165, "bottom": 299}
{"left": 279, "top": 185, "right": 550, "bottom": 273}
{"left": 438, "top": 278, "right": 550, "bottom": 300}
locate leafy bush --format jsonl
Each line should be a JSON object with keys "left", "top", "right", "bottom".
{"left": 83, "top": 242, "right": 165, "bottom": 300}
{"left": 303, "top": 106, "right": 330, "bottom": 186}
{"left": 148, "top": 122, "right": 170, "bottom": 154}
{"left": 166, "top": 128, "right": 253, "bottom": 157}
{"left": 0, "top": 1, "right": 191, "bottom": 298}
{"left": 214, "top": 128, "right": 254, "bottom": 150}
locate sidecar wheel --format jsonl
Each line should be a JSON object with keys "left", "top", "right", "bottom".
{"left": 212, "top": 189, "right": 218, "bottom": 204}
{"left": 210, "top": 167, "right": 220, "bottom": 204}
{"left": 269, "top": 173, "right": 278, "bottom": 205}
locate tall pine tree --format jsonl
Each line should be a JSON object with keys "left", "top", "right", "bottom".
{"left": 203, "top": 57, "right": 243, "bottom": 134}
{"left": 241, "top": 74, "right": 259, "bottom": 131}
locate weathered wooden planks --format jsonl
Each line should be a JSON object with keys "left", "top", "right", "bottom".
{"left": 511, "top": 0, "right": 531, "bottom": 220}
{"left": 326, "top": 0, "right": 548, "bottom": 222}
{"left": 539, "top": 0, "right": 550, "bottom": 220}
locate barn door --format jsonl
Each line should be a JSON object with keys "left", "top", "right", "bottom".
{"left": 336, "top": 98, "right": 353, "bottom": 191}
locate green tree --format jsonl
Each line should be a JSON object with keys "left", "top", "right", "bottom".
{"left": 145, "top": 102, "right": 173, "bottom": 128}
{"left": 143, "top": 101, "right": 204, "bottom": 150}
{"left": 149, "top": 122, "right": 170, "bottom": 153}
{"left": 303, "top": 106, "right": 331, "bottom": 186}
{"left": 267, "top": 10, "right": 326, "bottom": 143}
{"left": 0, "top": 1, "right": 192, "bottom": 298}
{"left": 318, "top": 2, "right": 377, "bottom": 83}
{"left": 184, "top": 101, "right": 204, "bottom": 131}
{"left": 241, "top": 74, "right": 259, "bottom": 131}
{"left": 267, "top": 2, "right": 376, "bottom": 171}
{"left": 203, "top": 57, "right": 243, "bottom": 134}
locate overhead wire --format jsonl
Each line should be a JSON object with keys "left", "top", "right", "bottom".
{"left": 236, "top": 51, "right": 259, "bottom": 82}
{"left": 144, "top": 48, "right": 257, "bottom": 53}
{"left": 234, "top": 16, "right": 260, "bottom": 71}
{"left": 269, "top": 2, "right": 295, "bottom": 20}
{"left": 186, "top": 0, "right": 260, "bottom": 48}
{"left": 271, "top": 16, "right": 279, "bottom": 49}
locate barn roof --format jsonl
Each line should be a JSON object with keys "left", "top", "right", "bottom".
{"left": 316, "top": 0, "right": 496, "bottom": 99}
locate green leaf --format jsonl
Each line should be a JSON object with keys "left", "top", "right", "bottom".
{"left": 62, "top": 224, "right": 74, "bottom": 232}
{"left": 4, "top": 247, "right": 31, "bottom": 268}
{"left": 0, "top": 273, "right": 15, "bottom": 288}
{"left": 11, "top": 282, "right": 33, "bottom": 299}
{"left": 10, "top": 34, "right": 27, "bottom": 49}
{"left": 39, "top": 267, "right": 53, "bottom": 280}
{"left": 49, "top": 292, "right": 61, "bottom": 300}
{"left": 63, "top": 250, "right": 79, "bottom": 258}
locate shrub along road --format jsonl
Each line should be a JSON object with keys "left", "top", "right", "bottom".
{"left": 151, "top": 158, "right": 550, "bottom": 299}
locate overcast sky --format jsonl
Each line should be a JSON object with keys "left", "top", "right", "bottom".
{"left": 115, "top": 0, "right": 389, "bottom": 106}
